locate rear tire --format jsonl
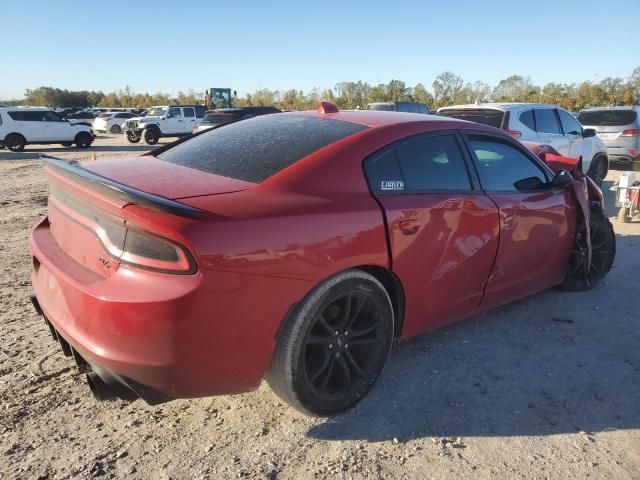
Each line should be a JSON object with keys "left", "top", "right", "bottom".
{"left": 587, "top": 156, "right": 607, "bottom": 187}
{"left": 559, "top": 205, "right": 615, "bottom": 291}
{"left": 266, "top": 269, "right": 394, "bottom": 416}
{"left": 110, "top": 124, "right": 121, "bottom": 134}
{"left": 143, "top": 128, "right": 160, "bottom": 145}
{"left": 5, "top": 133, "right": 25, "bottom": 152}
{"left": 74, "top": 132, "right": 92, "bottom": 148}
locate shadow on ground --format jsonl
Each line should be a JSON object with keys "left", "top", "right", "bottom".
{"left": 309, "top": 184, "right": 640, "bottom": 442}
{"left": 0, "top": 138, "right": 168, "bottom": 160}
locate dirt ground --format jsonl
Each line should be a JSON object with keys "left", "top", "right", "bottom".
{"left": 1, "top": 136, "right": 639, "bottom": 480}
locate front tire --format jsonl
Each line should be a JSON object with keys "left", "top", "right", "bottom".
{"left": 143, "top": 128, "right": 160, "bottom": 145}
{"left": 126, "top": 132, "right": 141, "bottom": 143}
{"left": 5, "top": 133, "right": 26, "bottom": 152}
{"left": 74, "top": 132, "right": 92, "bottom": 148}
{"left": 559, "top": 205, "right": 615, "bottom": 291}
{"left": 266, "top": 270, "right": 394, "bottom": 416}
{"left": 110, "top": 124, "right": 121, "bottom": 134}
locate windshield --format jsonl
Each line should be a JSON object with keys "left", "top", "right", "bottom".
{"left": 146, "top": 107, "right": 167, "bottom": 117}
{"left": 577, "top": 110, "right": 637, "bottom": 126}
{"left": 157, "top": 115, "right": 368, "bottom": 183}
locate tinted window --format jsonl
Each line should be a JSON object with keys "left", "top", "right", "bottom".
{"left": 367, "top": 103, "right": 394, "bottom": 111}
{"left": 43, "top": 111, "right": 63, "bottom": 122}
{"left": 158, "top": 115, "right": 368, "bottom": 183}
{"left": 519, "top": 110, "right": 535, "bottom": 130}
{"left": 577, "top": 110, "right": 638, "bottom": 126}
{"left": 558, "top": 109, "right": 582, "bottom": 135}
{"left": 169, "top": 107, "right": 181, "bottom": 118}
{"left": 183, "top": 107, "right": 195, "bottom": 118}
{"left": 195, "top": 106, "right": 206, "bottom": 118}
{"left": 364, "top": 150, "right": 405, "bottom": 192}
{"left": 438, "top": 109, "right": 504, "bottom": 129}
{"left": 8, "top": 111, "right": 46, "bottom": 121}
{"left": 395, "top": 135, "right": 471, "bottom": 191}
{"left": 468, "top": 135, "right": 547, "bottom": 191}
{"left": 534, "top": 109, "right": 560, "bottom": 134}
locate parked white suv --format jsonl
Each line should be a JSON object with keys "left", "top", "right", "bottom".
{"left": 123, "top": 105, "right": 206, "bottom": 145}
{"left": 0, "top": 107, "right": 94, "bottom": 152}
{"left": 438, "top": 103, "right": 609, "bottom": 185}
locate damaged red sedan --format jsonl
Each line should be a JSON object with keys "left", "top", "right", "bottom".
{"left": 29, "top": 104, "right": 615, "bottom": 415}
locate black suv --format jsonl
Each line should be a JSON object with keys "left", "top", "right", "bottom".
{"left": 193, "top": 106, "right": 281, "bottom": 133}
{"left": 366, "top": 102, "right": 431, "bottom": 114}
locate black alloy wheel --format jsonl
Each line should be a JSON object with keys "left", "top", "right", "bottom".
{"left": 561, "top": 206, "right": 615, "bottom": 291}
{"left": 267, "top": 270, "right": 394, "bottom": 416}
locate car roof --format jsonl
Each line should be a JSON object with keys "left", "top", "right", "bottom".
{"left": 285, "top": 109, "right": 478, "bottom": 129}
{"left": 580, "top": 106, "right": 640, "bottom": 111}
{"left": 439, "top": 102, "right": 558, "bottom": 112}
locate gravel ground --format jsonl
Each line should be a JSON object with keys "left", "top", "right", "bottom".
{"left": 1, "top": 136, "right": 639, "bottom": 479}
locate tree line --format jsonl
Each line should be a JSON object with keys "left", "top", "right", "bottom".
{"left": 7, "top": 67, "right": 640, "bottom": 112}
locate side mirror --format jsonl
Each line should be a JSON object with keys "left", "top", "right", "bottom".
{"left": 514, "top": 176, "right": 546, "bottom": 191}
{"left": 550, "top": 169, "right": 573, "bottom": 188}
{"left": 583, "top": 128, "right": 596, "bottom": 138}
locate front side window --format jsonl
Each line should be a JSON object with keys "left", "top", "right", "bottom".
{"left": 43, "top": 111, "right": 63, "bottom": 122}
{"left": 147, "top": 107, "right": 167, "bottom": 117}
{"left": 534, "top": 108, "right": 560, "bottom": 134}
{"left": 168, "top": 107, "right": 181, "bottom": 118}
{"left": 558, "top": 109, "right": 582, "bottom": 135}
{"left": 183, "top": 107, "right": 195, "bottom": 118}
{"left": 468, "top": 134, "right": 547, "bottom": 192}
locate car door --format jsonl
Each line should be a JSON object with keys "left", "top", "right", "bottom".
{"left": 166, "top": 107, "right": 183, "bottom": 134}
{"left": 534, "top": 108, "right": 570, "bottom": 155}
{"left": 463, "top": 132, "right": 577, "bottom": 310}
{"left": 42, "top": 111, "right": 72, "bottom": 141}
{"left": 182, "top": 107, "right": 197, "bottom": 132}
{"left": 557, "top": 109, "right": 595, "bottom": 170}
{"left": 364, "top": 131, "right": 500, "bottom": 338}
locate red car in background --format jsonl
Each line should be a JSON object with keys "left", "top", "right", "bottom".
{"left": 29, "top": 105, "right": 615, "bottom": 415}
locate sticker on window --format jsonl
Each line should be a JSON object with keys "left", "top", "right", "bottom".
{"left": 380, "top": 180, "right": 405, "bottom": 191}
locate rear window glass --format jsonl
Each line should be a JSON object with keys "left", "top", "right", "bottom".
{"left": 201, "top": 113, "right": 240, "bottom": 125}
{"left": 157, "top": 115, "right": 368, "bottom": 183}
{"left": 577, "top": 110, "right": 637, "bottom": 126}
{"left": 438, "top": 109, "right": 504, "bottom": 128}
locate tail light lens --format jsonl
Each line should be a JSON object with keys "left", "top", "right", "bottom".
{"left": 97, "top": 216, "right": 196, "bottom": 274}
{"left": 505, "top": 129, "right": 522, "bottom": 139}
{"left": 621, "top": 129, "right": 640, "bottom": 136}
{"left": 192, "top": 125, "right": 198, "bottom": 132}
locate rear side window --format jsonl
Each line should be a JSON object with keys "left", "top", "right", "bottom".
{"left": 395, "top": 134, "right": 471, "bottom": 191}
{"left": 183, "top": 107, "right": 195, "bottom": 118}
{"left": 157, "top": 115, "right": 368, "bottom": 183}
{"left": 519, "top": 110, "right": 535, "bottom": 130}
{"left": 364, "top": 134, "right": 471, "bottom": 192}
{"left": 534, "top": 109, "right": 560, "bottom": 134}
{"left": 468, "top": 134, "right": 547, "bottom": 191}
{"left": 577, "top": 110, "right": 638, "bottom": 126}
{"left": 169, "top": 107, "right": 181, "bottom": 118}
{"left": 8, "top": 111, "right": 44, "bottom": 121}
{"left": 438, "top": 109, "right": 504, "bottom": 129}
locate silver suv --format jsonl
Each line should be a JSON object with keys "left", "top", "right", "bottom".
{"left": 577, "top": 107, "right": 640, "bottom": 168}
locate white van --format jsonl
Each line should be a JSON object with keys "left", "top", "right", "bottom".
{"left": 0, "top": 107, "right": 94, "bottom": 152}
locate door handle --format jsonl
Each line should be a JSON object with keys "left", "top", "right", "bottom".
{"left": 399, "top": 219, "right": 420, "bottom": 235}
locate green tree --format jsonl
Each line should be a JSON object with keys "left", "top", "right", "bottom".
{"left": 432, "top": 71, "right": 464, "bottom": 108}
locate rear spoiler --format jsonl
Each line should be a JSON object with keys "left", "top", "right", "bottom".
{"left": 41, "top": 155, "right": 205, "bottom": 219}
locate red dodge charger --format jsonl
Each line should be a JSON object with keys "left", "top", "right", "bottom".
{"left": 29, "top": 104, "right": 615, "bottom": 415}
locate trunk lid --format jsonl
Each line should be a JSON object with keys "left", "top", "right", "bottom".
{"left": 82, "top": 155, "right": 255, "bottom": 200}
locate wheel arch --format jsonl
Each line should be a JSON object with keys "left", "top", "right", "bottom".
{"left": 4, "top": 132, "right": 26, "bottom": 143}
{"left": 355, "top": 265, "right": 405, "bottom": 340}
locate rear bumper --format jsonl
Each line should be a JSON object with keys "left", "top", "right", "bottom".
{"left": 29, "top": 216, "right": 298, "bottom": 401}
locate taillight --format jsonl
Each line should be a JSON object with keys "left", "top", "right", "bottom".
{"left": 192, "top": 125, "right": 198, "bottom": 132}
{"left": 96, "top": 216, "right": 196, "bottom": 274}
{"left": 505, "top": 129, "right": 522, "bottom": 139}
{"left": 621, "top": 129, "right": 640, "bottom": 136}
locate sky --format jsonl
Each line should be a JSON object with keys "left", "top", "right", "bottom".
{"left": 0, "top": 0, "right": 638, "bottom": 100}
